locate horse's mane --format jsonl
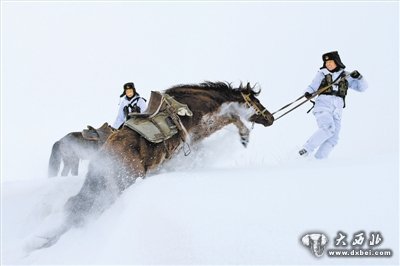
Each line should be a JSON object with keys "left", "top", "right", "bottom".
{"left": 163, "top": 81, "right": 261, "bottom": 121}
{"left": 165, "top": 81, "right": 260, "bottom": 97}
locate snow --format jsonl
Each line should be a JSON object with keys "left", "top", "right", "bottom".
{"left": 2, "top": 1, "right": 399, "bottom": 265}
{"left": 2, "top": 140, "right": 398, "bottom": 264}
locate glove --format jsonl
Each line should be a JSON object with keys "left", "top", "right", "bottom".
{"left": 304, "top": 92, "right": 313, "bottom": 99}
{"left": 350, "top": 70, "right": 362, "bottom": 79}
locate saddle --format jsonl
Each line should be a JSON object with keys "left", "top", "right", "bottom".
{"left": 124, "top": 91, "right": 193, "bottom": 143}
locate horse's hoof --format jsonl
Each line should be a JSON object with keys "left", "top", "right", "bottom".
{"left": 240, "top": 138, "right": 249, "bottom": 148}
{"left": 240, "top": 133, "right": 249, "bottom": 148}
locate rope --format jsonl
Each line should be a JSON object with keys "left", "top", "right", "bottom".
{"left": 272, "top": 72, "right": 350, "bottom": 121}
{"left": 163, "top": 98, "right": 191, "bottom": 156}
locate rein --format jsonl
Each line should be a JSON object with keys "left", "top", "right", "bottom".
{"left": 272, "top": 72, "right": 350, "bottom": 121}
{"left": 241, "top": 92, "right": 270, "bottom": 119}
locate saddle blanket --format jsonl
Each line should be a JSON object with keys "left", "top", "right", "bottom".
{"left": 125, "top": 112, "right": 178, "bottom": 143}
{"left": 124, "top": 92, "right": 192, "bottom": 143}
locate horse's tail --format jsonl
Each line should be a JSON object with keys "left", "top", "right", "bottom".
{"left": 48, "top": 141, "right": 62, "bottom": 177}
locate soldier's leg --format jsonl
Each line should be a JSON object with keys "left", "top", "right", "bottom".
{"left": 314, "top": 113, "right": 342, "bottom": 159}
{"left": 303, "top": 111, "right": 336, "bottom": 154}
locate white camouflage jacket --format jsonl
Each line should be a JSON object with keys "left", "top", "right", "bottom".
{"left": 305, "top": 68, "right": 368, "bottom": 115}
{"left": 112, "top": 95, "right": 147, "bottom": 129}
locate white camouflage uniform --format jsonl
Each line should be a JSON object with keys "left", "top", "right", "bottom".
{"left": 302, "top": 68, "right": 368, "bottom": 159}
{"left": 113, "top": 95, "right": 147, "bottom": 129}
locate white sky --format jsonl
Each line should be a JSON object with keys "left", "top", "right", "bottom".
{"left": 1, "top": 2, "right": 399, "bottom": 264}
{"left": 1, "top": 1, "right": 399, "bottom": 180}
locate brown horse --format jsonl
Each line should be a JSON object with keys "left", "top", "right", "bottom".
{"left": 36, "top": 82, "right": 274, "bottom": 249}
{"left": 48, "top": 122, "right": 116, "bottom": 177}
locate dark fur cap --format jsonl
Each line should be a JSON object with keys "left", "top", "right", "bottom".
{"left": 120, "top": 82, "right": 136, "bottom": 97}
{"left": 320, "top": 51, "right": 346, "bottom": 69}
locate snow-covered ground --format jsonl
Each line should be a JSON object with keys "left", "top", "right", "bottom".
{"left": 2, "top": 1, "right": 398, "bottom": 265}
{"left": 2, "top": 128, "right": 399, "bottom": 265}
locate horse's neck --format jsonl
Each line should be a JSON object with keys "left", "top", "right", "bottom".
{"left": 188, "top": 102, "right": 249, "bottom": 143}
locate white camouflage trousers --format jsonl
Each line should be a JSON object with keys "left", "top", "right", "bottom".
{"left": 303, "top": 107, "right": 342, "bottom": 159}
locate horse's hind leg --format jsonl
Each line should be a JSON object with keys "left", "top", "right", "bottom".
{"left": 71, "top": 158, "right": 79, "bottom": 176}
{"left": 62, "top": 156, "right": 79, "bottom": 176}
{"left": 115, "top": 152, "right": 145, "bottom": 191}
{"left": 61, "top": 159, "right": 70, "bottom": 176}
{"left": 64, "top": 152, "right": 121, "bottom": 226}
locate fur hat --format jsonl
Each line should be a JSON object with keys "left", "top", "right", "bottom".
{"left": 320, "top": 51, "right": 346, "bottom": 69}
{"left": 120, "top": 82, "right": 135, "bottom": 97}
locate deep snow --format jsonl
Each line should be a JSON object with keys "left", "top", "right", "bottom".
{"left": 2, "top": 1, "right": 399, "bottom": 265}
{"left": 2, "top": 128, "right": 399, "bottom": 265}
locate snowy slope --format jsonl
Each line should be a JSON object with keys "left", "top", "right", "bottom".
{"left": 2, "top": 1, "right": 399, "bottom": 265}
{"left": 2, "top": 128, "right": 399, "bottom": 264}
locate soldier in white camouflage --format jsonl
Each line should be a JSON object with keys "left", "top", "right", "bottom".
{"left": 113, "top": 82, "right": 147, "bottom": 129}
{"left": 299, "top": 51, "right": 368, "bottom": 159}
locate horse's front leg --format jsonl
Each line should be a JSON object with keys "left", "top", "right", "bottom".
{"left": 231, "top": 115, "right": 250, "bottom": 147}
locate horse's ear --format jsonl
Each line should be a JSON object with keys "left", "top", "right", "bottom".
{"left": 82, "top": 125, "right": 100, "bottom": 140}
{"left": 246, "top": 82, "right": 251, "bottom": 90}
{"left": 100, "top": 122, "right": 108, "bottom": 129}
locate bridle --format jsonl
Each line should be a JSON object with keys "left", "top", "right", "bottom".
{"left": 240, "top": 92, "right": 270, "bottom": 119}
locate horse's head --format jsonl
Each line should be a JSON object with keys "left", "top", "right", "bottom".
{"left": 238, "top": 83, "right": 274, "bottom": 126}
{"left": 165, "top": 81, "right": 274, "bottom": 127}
